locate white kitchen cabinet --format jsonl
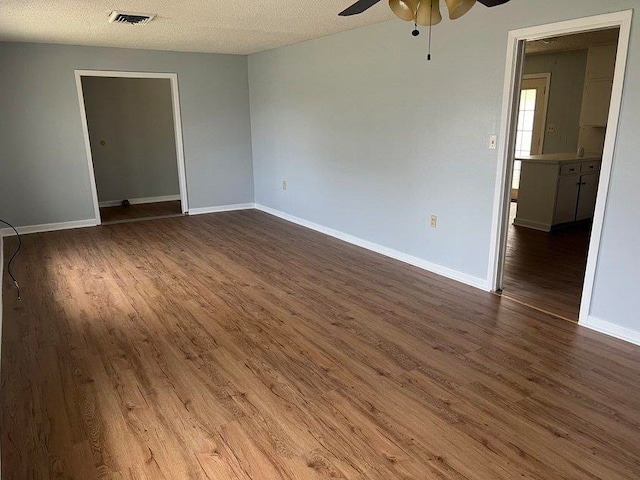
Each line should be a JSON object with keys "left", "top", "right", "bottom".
{"left": 576, "top": 173, "right": 599, "bottom": 221}
{"left": 514, "top": 154, "right": 601, "bottom": 232}
{"left": 580, "top": 78, "right": 614, "bottom": 127}
{"left": 578, "top": 44, "right": 617, "bottom": 153}
{"left": 585, "top": 45, "right": 618, "bottom": 80}
{"left": 554, "top": 174, "right": 581, "bottom": 225}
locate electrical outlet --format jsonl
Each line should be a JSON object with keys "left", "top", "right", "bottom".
{"left": 430, "top": 215, "right": 438, "bottom": 229}
{"left": 282, "top": 179, "right": 288, "bottom": 191}
{"left": 547, "top": 124, "right": 557, "bottom": 133}
{"left": 489, "top": 135, "right": 497, "bottom": 150}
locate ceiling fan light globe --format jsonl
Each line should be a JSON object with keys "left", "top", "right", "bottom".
{"left": 389, "top": 0, "right": 419, "bottom": 22}
{"left": 416, "top": 0, "right": 442, "bottom": 26}
{"left": 445, "top": 0, "right": 476, "bottom": 20}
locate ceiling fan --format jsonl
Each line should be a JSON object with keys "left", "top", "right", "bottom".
{"left": 339, "top": 0, "right": 511, "bottom": 26}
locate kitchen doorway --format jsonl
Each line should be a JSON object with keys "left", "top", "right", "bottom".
{"left": 75, "top": 71, "right": 189, "bottom": 225}
{"left": 489, "top": 12, "right": 632, "bottom": 325}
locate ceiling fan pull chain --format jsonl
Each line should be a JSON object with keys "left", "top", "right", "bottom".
{"left": 427, "top": 1, "right": 433, "bottom": 60}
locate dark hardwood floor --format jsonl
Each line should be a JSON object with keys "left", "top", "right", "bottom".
{"left": 100, "top": 200, "right": 183, "bottom": 223}
{"left": 2, "top": 210, "right": 640, "bottom": 479}
{"left": 503, "top": 202, "right": 591, "bottom": 321}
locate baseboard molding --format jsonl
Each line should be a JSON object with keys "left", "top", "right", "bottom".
{"left": 255, "top": 204, "right": 490, "bottom": 292}
{"left": 189, "top": 203, "right": 256, "bottom": 216}
{"left": 99, "top": 194, "right": 181, "bottom": 208}
{"left": 583, "top": 316, "right": 640, "bottom": 347}
{"left": 513, "top": 218, "right": 552, "bottom": 232}
{"left": 0, "top": 219, "right": 97, "bottom": 237}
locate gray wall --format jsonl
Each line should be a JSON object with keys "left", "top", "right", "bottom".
{"left": 523, "top": 50, "right": 588, "bottom": 155}
{"left": 248, "top": 0, "right": 640, "bottom": 333}
{"left": 0, "top": 43, "right": 254, "bottom": 225}
{"left": 82, "top": 77, "right": 180, "bottom": 203}
{"left": 0, "top": 0, "right": 638, "bottom": 338}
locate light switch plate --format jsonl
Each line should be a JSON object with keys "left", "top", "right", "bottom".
{"left": 489, "top": 135, "right": 497, "bottom": 150}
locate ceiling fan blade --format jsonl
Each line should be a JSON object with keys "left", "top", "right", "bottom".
{"left": 339, "top": 0, "right": 383, "bottom": 16}
{"left": 477, "top": 0, "right": 510, "bottom": 6}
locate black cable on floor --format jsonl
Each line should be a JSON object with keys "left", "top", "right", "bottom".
{"left": 0, "top": 218, "right": 21, "bottom": 301}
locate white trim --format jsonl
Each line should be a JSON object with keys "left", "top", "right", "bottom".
{"left": 489, "top": 37, "right": 526, "bottom": 292}
{"left": 169, "top": 75, "right": 190, "bottom": 216}
{"left": 0, "top": 219, "right": 97, "bottom": 237}
{"left": 512, "top": 218, "right": 551, "bottom": 232}
{"left": 74, "top": 70, "right": 190, "bottom": 225}
{"left": 583, "top": 316, "right": 640, "bottom": 347}
{"left": 579, "top": 13, "right": 632, "bottom": 324}
{"left": 75, "top": 73, "right": 102, "bottom": 224}
{"left": 99, "top": 200, "right": 124, "bottom": 208}
{"left": 74, "top": 70, "right": 179, "bottom": 79}
{"left": 189, "top": 203, "right": 256, "bottom": 215}
{"left": 98, "top": 194, "right": 181, "bottom": 208}
{"left": 256, "top": 204, "right": 491, "bottom": 292}
{"left": 488, "top": 11, "right": 634, "bottom": 330}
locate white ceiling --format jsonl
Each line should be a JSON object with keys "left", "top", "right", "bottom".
{"left": 0, "top": 0, "right": 396, "bottom": 55}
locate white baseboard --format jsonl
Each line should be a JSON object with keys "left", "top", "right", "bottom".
{"left": 0, "top": 219, "right": 97, "bottom": 237}
{"left": 99, "top": 194, "right": 181, "bottom": 208}
{"left": 583, "top": 316, "right": 640, "bottom": 347}
{"left": 255, "top": 204, "right": 491, "bottom": 292}
{"left": 513, "top": 218, "right": 552, "bottom": 232}
{"left": 189, "top": 203, "right": 256, "bottom": 216}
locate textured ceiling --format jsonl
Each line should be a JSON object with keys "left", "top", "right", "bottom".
{"left": 526, "top": 28, "right": 619, "bottom": 55}
{"left": 0, "top": 0, "right": 397, "bottom": 55}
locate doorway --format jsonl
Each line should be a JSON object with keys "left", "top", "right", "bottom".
{"left": 489, "top": 11, "right": 632, "bottom": 325}
{"left": 75, "top": 71, "right": 189, "bottom": 225}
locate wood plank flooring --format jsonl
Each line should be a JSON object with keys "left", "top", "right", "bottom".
{"left": 100, "top": 200, "right": 183, "bottom": 223}
{"left": 503, "top": 202, "right": 590, "bottom": 321}
{"left": 2, "top": 210, "right": 640, "bottom": 479}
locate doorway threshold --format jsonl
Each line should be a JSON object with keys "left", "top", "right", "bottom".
{"left": 101, "top": 213, "right": 185, "bottom": 226}
{"left": 493, "top": 291, "right": 578, "bottom": 324}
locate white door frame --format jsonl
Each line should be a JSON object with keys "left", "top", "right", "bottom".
{"left": 487, "top": 10, "right": 633, "bottom": 326}
{"left": 74, "top": 70, "right": 189, "bottom": 224}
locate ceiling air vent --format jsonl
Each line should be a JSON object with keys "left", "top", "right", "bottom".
{"left": 108, "top": 11, "right": 156, "bottom": 25}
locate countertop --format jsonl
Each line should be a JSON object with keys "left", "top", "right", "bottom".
{"left": 515, "top": 153, "right": 602, "bottom": 164}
